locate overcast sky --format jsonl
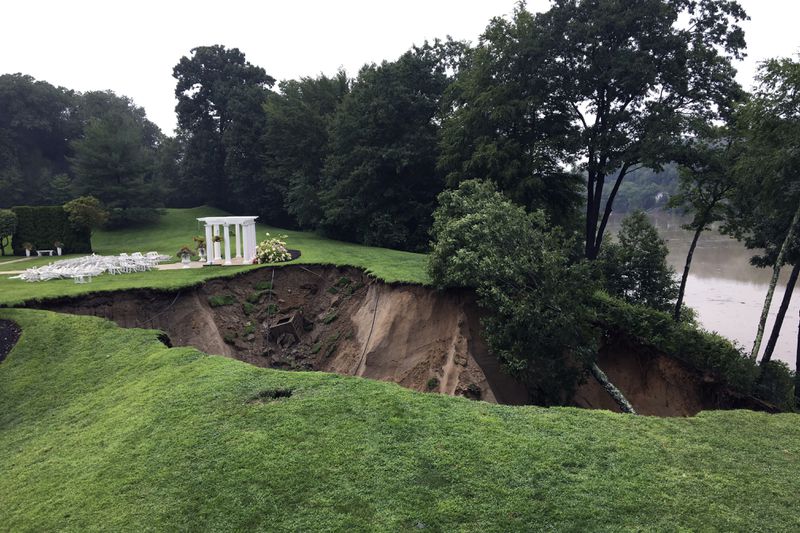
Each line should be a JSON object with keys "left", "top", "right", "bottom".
{"left": 2, "top": 0, "right": 798, "bottom": 134}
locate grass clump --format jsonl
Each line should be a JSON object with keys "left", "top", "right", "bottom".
{"left": 254, "top": 280, "right": 273, "bottom": 291}
{"left": 208, "top": 294, "right": 237, "bottom": 308}
{"left": 242, "top": 322, "right": 256, "bottom": 337}
{"left": 266, "top": 303, "right": 279, "bottom": 316}
{"left": 246, "top": 292, "right": 262, "bottom": 304}
{"left": 322, "top": 311, "right": 338, "bottom": 324}
{"left": 242, "top": 302, "right": 255, "bottom": 315}
{"left": 426, "top": 377, "right": 439, "bottom": 391}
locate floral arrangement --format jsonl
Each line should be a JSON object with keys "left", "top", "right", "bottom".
{"left": 193, "top": 235, "right": 206, "bottom": 248}
{"left": 255, "top": 233, "right": 292, "bottom": 264}
{"left": 22, "top": 242, "right": 33, "bottom": 251}
{"left": 177, "top": 245, "right": 193, "bottom": 258}
{"left": 53, "top": 241, "right": 64, "bottom": 248}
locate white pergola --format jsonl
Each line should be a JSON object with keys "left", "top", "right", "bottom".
{"left": 197, "top": 216, "right": 259, "bottom": 265}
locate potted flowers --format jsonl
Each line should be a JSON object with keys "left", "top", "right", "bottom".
{"left": 22, "top": 242, "right": 33, "bottom": 257}
{"left": 54, "top": 241, "right": 63, "bottom": 256}
{"left": 177, "top": 245, "right": 193, "bottom": 268}
{"left": 193, "top": 236, "right": 206, "bottom": 261}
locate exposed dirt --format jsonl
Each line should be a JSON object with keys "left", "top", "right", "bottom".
{"left": 35, "top": 266, "right": 528, "bottom": 404}
{"left": 0, "top": 319, "right": 22, "bottom": 363}
{"left": 573, "top": 336, "right": 778, "bottom": 416}
{"left": 29, "top": 264, "right": 774, "bottom": 415}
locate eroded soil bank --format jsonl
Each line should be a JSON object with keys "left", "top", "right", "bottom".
{"left": 29, "top": 265, "right": 773, "bottom": 416}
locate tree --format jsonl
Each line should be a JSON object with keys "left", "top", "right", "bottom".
{"left": 173, "top": 45, "right": 274, "bottom": 208}
{"left": 724, "top": 58, "right": 800, "bottom": 361}
{"left": 0, "top": 209, "right": 17, "bottom": 255}
{"left": 69, "top": 112, "right": 161, "bottom": 214}
{"left": 669, "top": 125, "right": 737, "bottom": 320}
{"left": 427, "top": 180, "right": 630, "bottom": 408}
{"left": 0, "top": 74, "right": 76, "bottom": 207}
{"left": 63, "top": 196, "right": 109, "bottom": 236}
{"left": 320, "top": 43, "right": 453, "bottom": 251}
{"left": 445, "top": 1, "right": 747, "bottom": 258}
{"left": 598, "top": 211, "right": 677, "bottom": 312}
{"left": 262, "top": 72, "right": 349, "bottom": 228}
{"left": 438, "top": 22, "right": 583, "bottom": 229}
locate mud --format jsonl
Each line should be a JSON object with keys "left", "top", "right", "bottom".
{"left": 0, "top": 319, "right": 21, "bottom": 363}
{"left": 29, "top": 265, "right": 774, "bottom": 415}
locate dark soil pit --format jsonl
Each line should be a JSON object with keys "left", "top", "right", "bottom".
{"left": 0, "top": 319, "right": 22, "bottom": 363}
{"left": 248, "top": 388, "right": 294, "bottom": 404}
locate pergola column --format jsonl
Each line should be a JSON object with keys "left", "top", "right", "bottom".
{"left": 213, "top": 225, "right": 221, "bottom": 262}
{"left": 223, "top": 224, "right": 232, "bottom": 265}
{"left": 235, "top": 224, "right": 242, "bottom": 259}
{"left": 204, "top": 223, "right": 213, "bottom": 265}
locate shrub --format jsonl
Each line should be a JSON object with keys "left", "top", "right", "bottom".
{"left": 255, "top": 233, "right": 292, "bottom": 264}
{"left": 11, "top": 206, "right": 92, "bottom": 255}
{"left": 63, "top": 196, "right": 108, "bottom": 233}
{"left": 428, "top": 180, "right": 597, "bottom": 405}
{"left": 426, "top": 377, "right": 439, "bottom": 391}
{"left": 0, "top": 209, "right": 17, "bottom": 256}
{"left": 597, "top": 211, "right": 678, "bottom": 312}
{"left": 242, "top": 302, "right": 255, "bottom": 315}
{"left": 254, "top": 281, "right": 273, "bottom": 291}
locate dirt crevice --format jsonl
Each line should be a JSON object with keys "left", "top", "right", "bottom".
{"left": 0, "top": 319, "right": 22, "bottom": 363}
{"left": 28, "top": 264, "right": 774, "bottom": 415}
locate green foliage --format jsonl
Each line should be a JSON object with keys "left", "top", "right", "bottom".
{"left": 246, "top": 292, "right": 262, "bottom": 304}
{"left": 426, "top": 377, "right": 439, "bottom": 391}
{"left": 266, "top": 303, "right": 279, "bottom": 316}
{"left": 69, "top": 111, "right": 163, "bottom": 213}
{"left": 0, "top": 74, "right": 75, "bottom": 208}
{"left": 254, "top": 280, "right": 273, "bottom": 291}
{"left": 446, "top": 1, "right": 746, "bottom": 258}
{"left": 598, "top": 211, "right": 677, "bottom": 312}
{"left": 173, "top": 45, "right": 275, "bottom": 209}
{"left": 429, "top": 180, "right": 598, "bottom": 404}
{"left": 242, "top": 302, "right": 255, "bottom": 316}
{"left": 242, "top": 322, "right": 256, "bottom": 337}
{"left": 10, "top": 206, "right": 92, "bottom": 255}
{"left": 322, "top": 311, "right": 338, "bottom": 324}
{"left": 724, "top": 58, "right": 800, "bottom": 267}
{"left": 319, "top": 43, "right": 454, "bottom": 251}
{"left": 207, "top": 294, "right": 237, "bottom": 308}
{"left": 63, "top": 196, "right": 109, "bottom": 234}
{"left": 757, "top": 361, "right": 796, "bottom": 411}
{"left": 262, "top": 72, "right": 350, "bottom": 228}
{"left": 0, "top": 209, "right": 17, "bottom": 255}
{"left": 592, "top": 292, "right": 789, "bottom": 403}
{"left": 3, "top": 309, "right": 800, "bottom": 531}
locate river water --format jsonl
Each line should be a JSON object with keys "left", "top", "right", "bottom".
{"left": 608, "top": 211, "right": 798, "bottom": 370}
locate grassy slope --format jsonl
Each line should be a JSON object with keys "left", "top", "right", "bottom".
{"left": 1, "top": 308, "right": 799, "bottom": 532}
{"left": 0, "top": 207, "right": 427, "bottom": 306}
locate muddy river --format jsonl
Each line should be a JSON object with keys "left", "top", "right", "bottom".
{"left": 610, "top": 211, "right": 798, "bottom": 369}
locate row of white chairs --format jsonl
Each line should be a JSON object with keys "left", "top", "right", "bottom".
{"left": 9, "top": 252, "right": 171, "bottom": 283}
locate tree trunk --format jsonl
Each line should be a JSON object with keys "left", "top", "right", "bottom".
{"left": 674, "top": 225, "right": 705, "bottom": 321}
{"left": 751, "top": 202, "right": 800, "bottom": 360}
{"left": 761, "top": 261, "right": 800, "bottom": 365}
{"left": 590, "top": 362, "right": 637, "bottom": 414}
{"left": 796, "top": 308, "right": 800, "bottom": 406}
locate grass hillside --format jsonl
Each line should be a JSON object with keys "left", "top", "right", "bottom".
{"left": 0, "top": 207, "right": 427, "bottom": 306}
{"left": 1, "top": 308, "right": 799, "bottom": 531}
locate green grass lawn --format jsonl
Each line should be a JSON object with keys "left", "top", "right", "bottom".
{"left": 1, "top": 308, "right": 799, "bottom": 531}
{"left": 0, "top": 207, "right": 428, "bottom": 306}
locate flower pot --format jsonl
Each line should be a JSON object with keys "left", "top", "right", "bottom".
{"left": 25, "top": 249, "right": 30, "bottom": 257}
{"left": 56, "top": 247, "right": 62, "bottom": 256}
{"left": 181, "top": 254, "right": 191, "bottom": 268}
{"left": 197, "top": 247, "right": 206, "bottom": 261}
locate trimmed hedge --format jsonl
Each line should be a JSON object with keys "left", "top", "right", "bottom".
{"left": 10, "top": 206, "right": 92, "bottom": 255}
